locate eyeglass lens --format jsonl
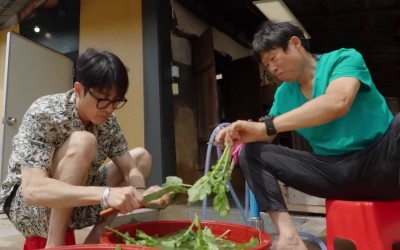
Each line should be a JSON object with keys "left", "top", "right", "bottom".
{"left": 97, "top": 99, "right": 126, "bottom": 109}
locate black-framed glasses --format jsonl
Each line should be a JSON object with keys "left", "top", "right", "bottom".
{"left": 84, "top": 87, "right": 128, "bottom": 109}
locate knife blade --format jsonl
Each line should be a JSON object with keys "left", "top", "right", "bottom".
{"left": 142, "top": 186, "right": 175, "bottom": 204}
{"left": 100, "top": 186, "right": 175, "bottom": 217}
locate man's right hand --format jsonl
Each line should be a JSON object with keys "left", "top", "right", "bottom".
{"left": 215, "top": 120, "right": 269, "bottom": 146}
{"left": 106, "top": 186, "right": 143, "bottom": 214}
{"left": 106, "top": 185, "right": 171, "bottom": 214}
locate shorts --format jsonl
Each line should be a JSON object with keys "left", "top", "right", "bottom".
{"left": 6, "top": 165, "right": 108, "bottom": 238}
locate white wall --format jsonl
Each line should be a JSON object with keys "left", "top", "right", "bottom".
{"left": 171, "top": 2, "right": 250, "bottom": 65}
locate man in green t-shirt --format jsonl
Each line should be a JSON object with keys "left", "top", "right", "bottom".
{"left": 216, "top": 21, "right": 398, "bottom": 250}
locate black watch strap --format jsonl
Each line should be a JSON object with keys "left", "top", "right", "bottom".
{"left": 261, "top": 115, "right": 277, "bottom": 136}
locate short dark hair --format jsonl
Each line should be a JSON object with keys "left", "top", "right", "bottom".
{"left": 251, "top": 21, "right": 310, "bottom": 63}
{"left": 75, "top": 48, "right": 129, "bottom": 99}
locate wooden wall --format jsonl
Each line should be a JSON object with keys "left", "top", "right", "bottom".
{"left": 80, "top": 0, "right": 144, "bottom": 147}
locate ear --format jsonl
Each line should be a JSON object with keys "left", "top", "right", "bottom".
{"left": 74, "top": 82, "right": 84, "bottom": 97}
{"left": 288, "top": 36, "right": 302, "bottom": 50}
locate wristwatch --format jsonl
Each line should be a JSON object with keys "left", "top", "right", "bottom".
{"left": 261, "top": 115, "right": 277, "bottom": 136}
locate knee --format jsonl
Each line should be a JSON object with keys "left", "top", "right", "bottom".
{"left": 239, "top": 142, "right": 277, "bottom": 168}
{"left": 240, "top": 142, "right": 272, "bottom": 159}
{"left": 129, "top": 147, "right": 152, "bottom": 178}
{"left": 239, "top": 143, "right": 261, "bottom": 169}
{"left": 68, "top": 131, "right": 97, "bottom": 160}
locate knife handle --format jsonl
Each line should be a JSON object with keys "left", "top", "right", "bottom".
{"left": 100, "top": 207, "right": 119, "bottom": 217}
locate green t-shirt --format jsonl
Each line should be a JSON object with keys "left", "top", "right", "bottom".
{"left": 269, "top": 48, "right": 392, "bottom": 155}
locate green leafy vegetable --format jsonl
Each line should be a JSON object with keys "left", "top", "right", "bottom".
{"left": 106, "top": 213, "right": 259, "bottom": 250}
{"left": 106, "top": 227, "right": 136, "bottom": 244}
{"left": 162, "top": 176, "right": 192, "bottom": 193}
{"left": 144, "top": 176, "right": 191, "bottom": 209}
{"left": 107, "top": 174, "right": 262, "bottom": 249}
{"left": 187, "top": 145, "right": 233, "bottom": 216}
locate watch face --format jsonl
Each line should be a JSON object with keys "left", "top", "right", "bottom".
{"left": 259, "top": 115, "right": 273, "bottom": 122}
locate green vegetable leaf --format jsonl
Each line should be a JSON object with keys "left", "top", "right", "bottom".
{"left": 105, "top": 226, "right": 136, "bottom": 244}
{"left": 135, "top": 230, "right": 158, "bottom": 247}
{"left": 241, "top": 237, "right": 260, "bottom": 248}
{"left": 162, "top": 176, "right": 192, "bottom": 194}
{"left": 187, "top": 145, "right": 233, "bottom": 216}
{"left": 187, "top": 175, "right": 212, "bottom": 203}
{"left": 213, "top": 192, "right": 230, "bottom": 216}
{"left": 202, "top": 227, "right": 222, "bottom": 250}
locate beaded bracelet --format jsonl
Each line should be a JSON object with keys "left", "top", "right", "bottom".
{"left": 101, "top": 186, "right": 110, "bottom": 209}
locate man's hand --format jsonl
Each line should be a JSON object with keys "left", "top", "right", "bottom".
{"left": 215, "top": 120, "right": 269, "bottom": 146}
{"left": 142, "top": 185, "right": 171, "bottom": 207}
{"left": 105, "top": 185, "right": 171, "bottom": 214}
{"left": 106, "top": 186, "right": 143, "bottom": 214}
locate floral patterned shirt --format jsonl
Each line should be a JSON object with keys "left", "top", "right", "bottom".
{"left": 0, "top": 89, "right": 128, "bottom": 205}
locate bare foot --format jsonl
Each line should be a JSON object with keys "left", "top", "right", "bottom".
{"left": 271, "top": 234, "right": 308, "bottom": 250}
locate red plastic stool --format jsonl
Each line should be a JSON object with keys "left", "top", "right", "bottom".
{"left": 325, "top": 199, "right": 400, "bottom": 250}
{"left": 24, "top": 230, "right": 76, "bottom": 250}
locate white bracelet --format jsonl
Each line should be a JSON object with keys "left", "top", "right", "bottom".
{"left": 101, "top": 186, "right": 110, "bottom": 209}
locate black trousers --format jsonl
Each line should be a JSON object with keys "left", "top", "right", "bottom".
{"left": 239, "top": 114, "right": 400, "bottom": 212}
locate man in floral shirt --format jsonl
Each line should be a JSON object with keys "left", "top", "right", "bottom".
{"left": 0, "top": 48, "right": 166, "bottom": 247}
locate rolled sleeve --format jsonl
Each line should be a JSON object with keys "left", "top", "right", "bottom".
{"left": 13, "top": 109, "right": 56, "bottom": 170}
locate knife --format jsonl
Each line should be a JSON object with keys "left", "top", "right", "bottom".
{"left": 100, "top": 186, "right": 175, "bottom": 217}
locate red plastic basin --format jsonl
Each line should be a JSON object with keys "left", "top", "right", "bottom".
{"left": 43, "top": 243, "right": 154, "bottom": 249}
{"left": 101, "top": 220, "right": 272, "bottom": 250}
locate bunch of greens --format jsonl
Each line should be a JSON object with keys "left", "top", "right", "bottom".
{"left": 107, "top": 214, "right": 259, "bottom": 250}
{"left": 187, "top": 145, "right": 233, "bottom": 216}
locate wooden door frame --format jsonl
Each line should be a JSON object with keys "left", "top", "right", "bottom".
{"left": 142, "top": 0, "right": 176, "bottom": 185}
